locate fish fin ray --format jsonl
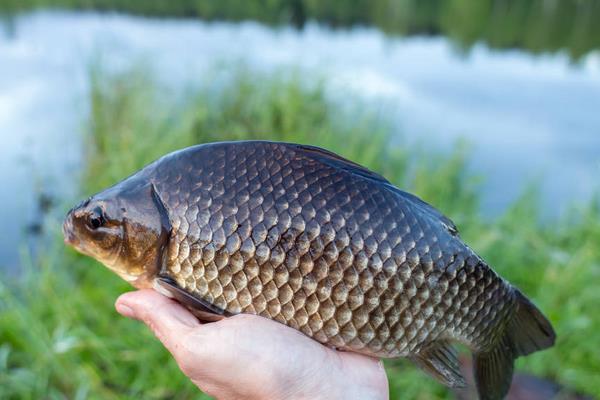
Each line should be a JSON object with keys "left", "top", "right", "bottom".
{"left": 508, "top": 289, "right": 556, "bottom": 356}
{"left": 473, "top": 337, "right": 514, "bottom": 400}
{"left": 292, "top": 144, "right": 391, "bottom": 184}
{"left": 394, "top": 190, "right": 459, "bottom": 235}
{"left": 154, "top": 275, "right": 228, "bottom": 322}
{"left": 410, "top": 340, "right": 466, "bottom": 388}
{"left": 473, "top": 289, "right": 555, "bottom": 400}
{"left": 293, "top": 143, "right": 459, "bottom": 235}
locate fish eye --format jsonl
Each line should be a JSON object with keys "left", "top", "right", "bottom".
{"left": 88, "top": 207, "right": 105, "bottom": 230}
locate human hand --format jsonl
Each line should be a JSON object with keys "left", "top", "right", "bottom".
{"left": 115, "top": 289, "right": 389, "bottom": 400}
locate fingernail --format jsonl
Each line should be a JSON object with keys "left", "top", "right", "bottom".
{"left": 116, "top": 302, "right": 135, "bottom": 318}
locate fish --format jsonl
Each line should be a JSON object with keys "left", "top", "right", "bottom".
{"left": 63, "top": 141, "right": 555, "bottom": 399}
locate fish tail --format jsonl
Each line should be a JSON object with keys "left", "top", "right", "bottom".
{"left": 473, "top": 289, "right": 555, "bottom": 400}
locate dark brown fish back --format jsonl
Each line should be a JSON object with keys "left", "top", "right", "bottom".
{"left": 152, "top": 141, "right": 515, "bottom": 358}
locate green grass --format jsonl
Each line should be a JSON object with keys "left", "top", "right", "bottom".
{"left": 1, "top": 65, "right": 599, "bottom": 399}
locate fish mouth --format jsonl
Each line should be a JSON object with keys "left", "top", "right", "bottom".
{"left": 62, "top": 210, "right": 78, "bottom": 247}
{"left": 63, "top": 198, "right": 92, "bottom": 246}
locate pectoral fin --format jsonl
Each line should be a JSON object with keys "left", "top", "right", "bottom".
{"left": 410, "top": 340, "right": 466, "bottom": 388}
{"left": 154, "top": 275, "right": 229, "bottom": 322}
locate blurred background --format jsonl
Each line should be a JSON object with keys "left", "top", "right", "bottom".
{"left": 0, "top": 1, "right": 598, "bottom": 399}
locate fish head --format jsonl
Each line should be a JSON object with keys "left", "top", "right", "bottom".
{"left": 63, "top": 178, "right": 170, "bottom": 288}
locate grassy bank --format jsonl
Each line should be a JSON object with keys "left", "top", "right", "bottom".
{"left": 1, "top": 0, "right": 599, "bottom": 60}
{"left": 1, "top": 67, "right": 599, "bottom": 399}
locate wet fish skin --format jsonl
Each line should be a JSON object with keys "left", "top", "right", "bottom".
{"left": 157, "top": 142, "right": 511, "bottom": 355}
{"left": 63, "top": 141, "right": 555, "bottom": 400}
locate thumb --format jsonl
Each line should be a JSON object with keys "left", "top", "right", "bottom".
{"left": 115, "top": 289, "right": 200, "bottom": 354}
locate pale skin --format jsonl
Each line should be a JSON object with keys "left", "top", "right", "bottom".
{"left": 115, "top": 290, "right": 389, "bottom": 400}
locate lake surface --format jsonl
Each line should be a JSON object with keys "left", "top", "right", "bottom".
{"left": 1, "top": 11, "right": 599, "bottom": 270}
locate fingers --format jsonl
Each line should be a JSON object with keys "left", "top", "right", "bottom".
{"left": 338, "top": 353, "right": 389, "bottom": 399}
{"left": 114, "top": 294, "right": 390, "bottom": 400}
{"left": 115, "top": 289, "right": 200, "bottom": 355}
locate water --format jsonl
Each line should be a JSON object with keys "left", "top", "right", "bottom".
{"left": 0, "top": 11, "right": 599, "bottom": 270}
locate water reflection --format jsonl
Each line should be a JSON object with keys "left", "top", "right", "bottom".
{"left": 0, "top": 11, "right": 598, "bottom": 269}
{"left": 2, "top": 0, "right": 599, "bottom": 59}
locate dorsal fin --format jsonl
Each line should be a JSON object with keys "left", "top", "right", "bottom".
{"left": 395, "top": 190, "right": 459, "bottom": 235}
{"left": 292, "top": 144, "right": 391, "bottom": 184}
{"left": 292, "top": 143, "right": 458, "bottom": 235}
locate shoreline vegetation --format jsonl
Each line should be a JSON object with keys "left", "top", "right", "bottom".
{"left": 1, "top": 0, "right": 599, "bottom": 60}
{"left": 0, "top": 67, "right": 599, "bottom": 399}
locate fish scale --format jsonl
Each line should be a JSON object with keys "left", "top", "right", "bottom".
{"left": 64, "top": 140, "right": 555, "bottom": 399}
{"left": 155, "top": 142, "right": 510, "bottom": 357}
